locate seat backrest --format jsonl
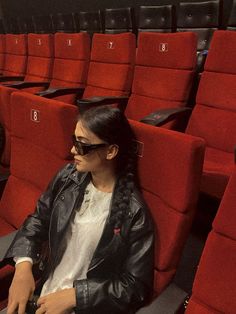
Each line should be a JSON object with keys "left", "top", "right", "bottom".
{"left": 177, "top": 0, "right": 221, "bottom": 71}
{"left": 25, "top": 33, "right": 54, "bottom": 82}
{"left": 2, "top": 34, "right": 27, "bottom": 76}
{"left": 104, "top": 7, "right": 135, "bottom": 34}
{"left": 49, "top": 32, "right": 90, "bottom": 104}
{"left": 0, "top": 91, "right": 78, "bottom": 229}
{"left": 125, "top": 32, "right": 197, "bottom": 127}
{"left": 0, "top": 34, "right": 5, "bottom": 73}
{"left": 186, "top": 166, "right": 236, "bottom": 313}
{"left": 19, "top": 16, "right": 35, "bottom": 34}
{"left": 4, "top": 17, "right": 21, "bottom": 35}
{"left": 129, "top": 120, "right": 205, "bottom": 295}
{"left": 52, "top": 13, "right": 77, "bottom": 33}
{"left": 78, "top": 11, "right": 103, "bottom": 35}
{"left": 227, "top": 0, "right": 236, "bottom": 30}
{"left": 186, "top": 30, "right": 236, "bottom": 155}
{"left": 83, "top": 32, "right": 136, "bottom": 98}
{"left": 32, "top": 15, "right": 54, "bottom": 34}
{"left": 138, "top": 5, "right": 174, "bottom": 33}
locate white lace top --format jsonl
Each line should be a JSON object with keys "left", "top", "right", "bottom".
{"left": 40, "top": 181, "right": 112, "bottom": 296}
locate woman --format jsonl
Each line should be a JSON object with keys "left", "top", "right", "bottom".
{"left": 5, "top": 106, "right": 154, "bottom": 314}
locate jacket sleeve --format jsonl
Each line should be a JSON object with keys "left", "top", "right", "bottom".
{"left": 73, "top": 204, "right": 155, "bottom": 313}
{"left": 4, "top": 163, "right": 74, "bottom": 262}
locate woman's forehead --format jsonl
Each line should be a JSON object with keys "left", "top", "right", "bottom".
{"left": 75, "top": 120, "right": 100, "bottom": 142}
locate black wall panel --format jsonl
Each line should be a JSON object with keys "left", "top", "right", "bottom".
{"left": 0, "top": 0, "right": 233, "bottom": 27}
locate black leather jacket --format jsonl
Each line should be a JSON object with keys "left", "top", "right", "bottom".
{"left": 5, "top": 163, "right": 154, "bottom": 314}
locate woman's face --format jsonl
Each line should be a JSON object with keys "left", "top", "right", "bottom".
{"left": 71, "top": 120, "right": 116, "bottom": 173}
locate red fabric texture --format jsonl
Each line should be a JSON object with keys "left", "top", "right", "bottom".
{"left": 187, "top": 168, "right": 236, "bottom": 313}
{"left": 85, "top": 62, "right": 134, "bottom": 95}
{"left": 213, "top": 167, "right": 236, "bottom": 239}
{"left": 5, "top": 34, "right": 27, "bottom": 55}
{"left": 23, "top": 34, "right": 54, "bottom": 81}
{"left": 10, "top": 92, "right": 78, "bottom": 159}
{"left": 84, "top": 33, "right": 136, "bottom": 98}
{"left": 189, "top": 232, "right": 236, "bottom": 313}
{"left": 129, "top": 120, "right": 205, "bottom": 295}
{"left": 25, "top": 56, "right": 53, "bottom": 81}
{"left": 136, "top": 32, "right": 197, "bottom": 69}
{"left": 186, "top": 298, "right": 222, "bottom": 313}
{"left": 54, "top": 32, "right": 90, "bottom": 60}
{"left": 0, "top": 87, "right": 78, "bottom": 224}
{"left": 91, "top": 32, "right": 136, "bottom": 64}
{"left": 0, "top": 34, "right": 5, "bottom": 71}
{"left": 27, "top": 33, "right": 54, "bottom": 58}
{"left": 186, "top": 30, "right": 236, "bottom": 198}
{"left": 51, "top": 32, "right": 90, "bottom": 87}
{"left": 1, "top": 34, "right": 27, "bottom": 76}
{"left": 125, "top": 32, "right": 197, "bottom": 122}
{"left": 3, "top": 55, "right": 26, "bottom": 76}
{"left": 201, "top": 147, "right": 234, "bottom": 199}
{"left": 205, "top": 30, "right": 236, "bottom": 74}
{"left": 0, "top": 175, "right": 42, "bottom": 228}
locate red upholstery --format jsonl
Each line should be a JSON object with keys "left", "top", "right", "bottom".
{"left": 2, "top": 34, "right": 27, "bottom": 77}
{"left": 0, "top": 34, "right": 5, "bottom": 73}
{"left": 48, "top": 32, "right": 90, "bottom": 104}
{"left": 125, "top": 32, "right": 197, "bottom": 126}
{"left": 23, "top": 33, "right": 54, "bottom": 83}
{"left": 0, "top": 33, "right": 54, "bottom": 168}
{"left": 186, "top": 30, "right": 236, "bottom": 198}
{"left": 129, "top": 120, "right": 205, "bottom": 295}
{"left": 186, "top": 166, "right": 236, "bottom": 313}
{"left": 0, "top": 91, "right": 78, "bottom": 307}
{"left": 83, "top": 32, "right": 136, "bottom": 98}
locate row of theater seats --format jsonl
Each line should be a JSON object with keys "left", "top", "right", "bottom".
{"left": 0, "top": 29, "right": 235, "bottom": 202}
{"left": 2, "top": 0, "right": 235, "bottom": 71}
{"left": 138, "top": 164, "right": 236, "bottom": 313}
{"left": 0, "top": 30, "right": 235, "bottom": 313}
{"left": 0, "top": 62, "right": 206, "bottom": 310}
{"left": 0, "top": 32, "right": 235, "bottom": 313}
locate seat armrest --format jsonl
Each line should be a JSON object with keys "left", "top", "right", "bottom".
{"left": 136, "top": 283, "right": 188, "bottom": 314}
{"left": 140, "top": 107, "right": 192, "bottom": 127}
{"left": 0, "top": 230, "right": 17, "bottom": 267}
{"left": 2, "top": 81, "right": 50, "bottom": 89}
{"left": 0, "top": 76, "right": 25, "bottom": 82}
{"left": 78, "top": 95, "right": 129, "bottom": 113}
{"left": 35, "top": 86, "right": 85, "bottom": 98}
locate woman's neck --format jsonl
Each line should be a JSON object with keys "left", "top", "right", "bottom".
{"left": 91, "top": 168, "right": 117, "bottom": 193}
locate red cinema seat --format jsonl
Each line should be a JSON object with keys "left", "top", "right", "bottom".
{"left": 186, "top": 166, "right": 236, "bottom": 313}
{"left": 0, "top": 32, "right": 90, "bottom": 169}
{"left": 0, "top": 33, "right": 54, "bottom": 168}
{"left": 185, "top": 30, "right": 236, "bottom": 199}
{"left": 0, "top": 34, "right": 5, "bottom": 74}
{"left": 47, "top": 32, "right": 90, "bottom": 104}
{"left": 0, "top": 92, "right": 78, "bottom": 308}
{"left": 130, "top": 120, "right": 205, "bottom": 296}
{"left": 143, "top": 30, "right": 236, "bottom": 200}
{"left": 82, "top": 32, "right": 136, "bottom": 98}
{"left": 0, "top": 34, "right": 27, "bottom": 79}
{"left": 125, "top": 32, "right": 197, "bottom": 128}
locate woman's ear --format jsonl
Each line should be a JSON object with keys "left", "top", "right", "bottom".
{"left": 106, "top": 144, "right": 119, "bottom": 160}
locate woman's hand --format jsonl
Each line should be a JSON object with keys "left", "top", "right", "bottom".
{"left": 36, "top": 288, "right": 76, "bottom": 314}
{"left": 7, "top": 261, "right": 35, "bottom": 314}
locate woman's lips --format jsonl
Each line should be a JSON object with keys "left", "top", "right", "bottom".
{"left": 74, "top": 159, "right": 81, "bottom": 165}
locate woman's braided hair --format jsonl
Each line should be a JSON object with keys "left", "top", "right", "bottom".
{"left": 79, "top": 106, "right": 138, "bottom": 229}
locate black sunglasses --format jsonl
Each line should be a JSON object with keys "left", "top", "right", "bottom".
{"left": 72, "top": 135, "right": 108, "bottom": 156}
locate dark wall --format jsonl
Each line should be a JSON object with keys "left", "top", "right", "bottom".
{"left": 0, "top": 0, "right": 234, "bottom": 26}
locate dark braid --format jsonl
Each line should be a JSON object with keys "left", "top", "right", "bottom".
{"left": 79, "top": 106, "right": 138, "bottom": 229}
{"left": 110, "top": 144, "right": 137, "bottom": 229}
